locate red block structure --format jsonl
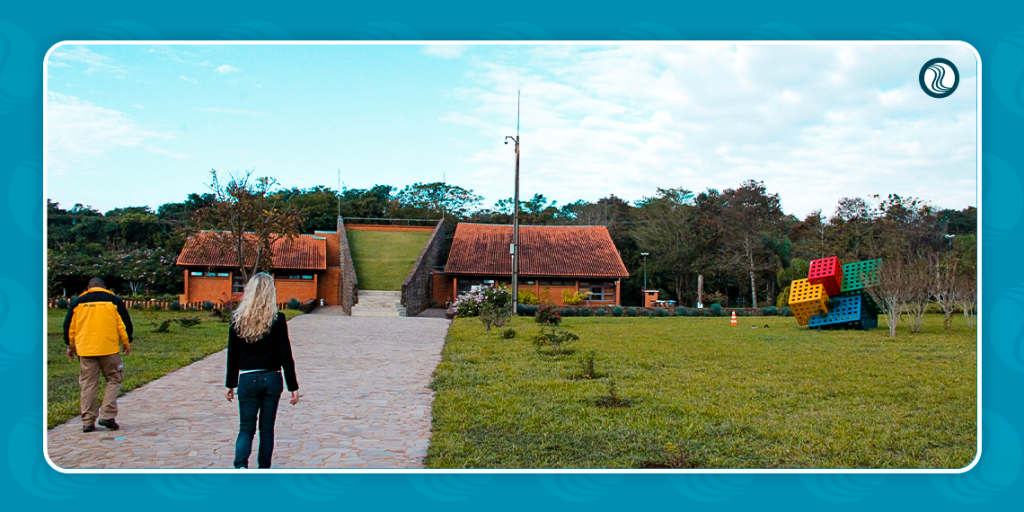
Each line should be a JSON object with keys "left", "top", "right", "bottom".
{"left": 808, "top": 256, "right": 843, "bottom": 297}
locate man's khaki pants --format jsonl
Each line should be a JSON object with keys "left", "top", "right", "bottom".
{"left": 79, "top": 353, "right": 122, "bottom": 426}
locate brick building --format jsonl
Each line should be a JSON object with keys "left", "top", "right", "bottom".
{"left": 176, "top": 230, "right": 343, "bottom": 306}
{"left": 434, "top": 223, "right": 630, "bottom": 306}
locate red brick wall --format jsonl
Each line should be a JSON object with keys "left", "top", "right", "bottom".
{"left": 432, "top": 271, "right": 453, "bottom": 306}
{"left": 318, "top": 268, "right": 342, "bottom": 306}
{"left": 315, "top": 231, "right": 341, "bottom": 267}
{"left": 185, "top": 275, "right": 232, "bottom": 303}
{"left": 275, "top": 279, "right": 318, "bottom": 304}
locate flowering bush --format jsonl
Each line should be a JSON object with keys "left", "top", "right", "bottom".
{"left": 518, "top": 289, "right": 540, "bottom": 305}
{"left": 561, "top": 290, "right": 592, "bottom": 306}
{"left": 535, "top": 304, "right": 561, "bottom": 326}
{"left": 454, "top": 290, "right": 484, "bottom": 318}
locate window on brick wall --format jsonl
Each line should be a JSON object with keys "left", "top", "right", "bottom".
{"left": 232, "top": 275, "right": 244, "bottom": 294}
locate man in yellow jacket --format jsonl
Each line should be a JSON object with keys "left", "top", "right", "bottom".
{"left": 62, "top": 277, "right": 134, "bottom": 433}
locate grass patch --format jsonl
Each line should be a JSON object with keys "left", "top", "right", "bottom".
{"left": 426, "top": 315, "right": 976, "bottom": 469}
{"left": 46, "top": 308, "right": 302, "bottom": 429}
{"left": 346, "top": 230, "right": 432, "bottom": 290}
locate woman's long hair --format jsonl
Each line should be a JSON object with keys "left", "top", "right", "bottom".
{"left": 231, "top": 272, "right": 279, "bottom": 343}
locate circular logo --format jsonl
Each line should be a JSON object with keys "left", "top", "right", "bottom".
{"left": 919, "top": 58, "right": 959, "bottom": 98}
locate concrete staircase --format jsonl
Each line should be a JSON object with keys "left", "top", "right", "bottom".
{"left": 351, "top": 290, "right": 406, "bottom": 317}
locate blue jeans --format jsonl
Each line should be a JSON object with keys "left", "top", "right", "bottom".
{"left": 233, "top": 371, "right": 283, "bottom": 469}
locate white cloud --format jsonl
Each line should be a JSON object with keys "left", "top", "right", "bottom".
{"left": 179, "top": 75, "right": 198, "bottom": 84}
{"left": 198, "top": 107, "right": 264, "bottom": 115}
{"left": 439, "top": 44, "right": 977, "bottom": 217}
{"left": 145, "top": 144, "right": 191, "bottom": 160}
{"left": 131, "top": 104, "right": 144, "bottom": 110}
{"left": 422, "top": 45, "right": 468, "bottom": 59}
{"left": 215, "top": 64, "right": 241, "bottom": 74}
{"left": 46, "top": 92, "right": 177, "bottom": 174}
{"left": 48, "top": 46, "right": 127, "bottom": 76}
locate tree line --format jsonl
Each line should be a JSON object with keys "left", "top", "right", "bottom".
{"left": 47, "top": 170, "right": 976, "bottom": 309}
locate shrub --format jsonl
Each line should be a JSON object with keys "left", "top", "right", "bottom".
{"left": 639, "top": 308, "right": 652, "bottom": 317}
{"left": 288, "top": 298, "right": 301, "bottom": 310}
{"left": 535, "top": 304, "right": 561, "bottom": 326}
{"left": 711, "top": 303, "right": 722, "bottom": 316}
{"left": 533, "top": 328, "right": 579, "bottom": 356}
{"left": 177, "top": 317, "right": 202, "bottom": 328}
{"left": 518, "top": 290, "right": 540, "bottom": 305}
{"left": 655, "top": 308, "right": 669, "bottom": 317}
{"left": 561, "top": 290, "right": 592, "bottom": 306}
{"left": 762, "top": 306, "right": 777, "bottom": 316}
{"left": 454, "top": 290, "right": 484, "bottom": 317}
{"left": 479, "top": 287, "right": 513, "bottom": 332}
{"left": 627, "top": 307, "right": 638, "bottom": 317}
{"left": 55, "top": 298, "right": 69, "bottom": 309}
{"left": 706, "top": 291, "right": 728, "bottom": 307}
{"left": 169, "top": 300, "right": 182, "bottom": 311}
{"left": 579, "top": 308, "right": 592, "bottom": 317}
{"left": 517, "top": 304, "right": 538, "bottom": 316}
{"left": 594, "top": 308, "right": 607, "bottom": 317}
{"left": 782, "top": 307, "right": 793, "bottom": 317}
{"left": 592, "top": 380, "right": 631, "bottom": 408}
{"left": 154, "top": 319, "right": 172, "bottom": 333}
{"left": 612, "top": 306, "right": 624, "bottom": 317}
{"left": 500, "top": 327, "right": 516, "bottom": 339}
{"left": 577, "top": 350, "right": 600, "bottom": 379}
{"left": 776, "top": 286, "right": 791, "bottom": 308}
{"left": 202, "top": 301, "right": 215, "bottom": 311}
{"left": 131, "top": 302, "right": 146, "bottom": 310}
{"left": 675, "top": 307, "right": 687, "bottom": 317}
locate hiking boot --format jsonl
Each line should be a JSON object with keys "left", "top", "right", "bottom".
{"left": 82, "top": 424, "right": 95, "bottom": 433}
{"left": 98, "top": 418, "right": 119, "bottom": 430}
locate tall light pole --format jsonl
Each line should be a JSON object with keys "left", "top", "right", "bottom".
{"left": 641, "top": 252, "right": 649, "bottom": 289}
{"left": 505, "top": 91, "right": 521, "bottom": 314}
{"left": 944, "top": 233, "right": 955, "bottom": 251}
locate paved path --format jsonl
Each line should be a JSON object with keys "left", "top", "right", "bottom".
{"left": 47, "top": 314, "right": 449, "bottom": 469}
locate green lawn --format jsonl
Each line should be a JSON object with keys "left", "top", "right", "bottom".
{"left": 46, "top": 308, "right": 302, "bottom": 429}
{"left": 346, "top": 229, "right": 432, "bottom": 290}
{"left": 426, "top": 314, "right": 977, "bottom": 469}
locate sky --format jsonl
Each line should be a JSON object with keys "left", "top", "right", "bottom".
{"left": 45, "top": 42, "right": 978, "bottom": 219}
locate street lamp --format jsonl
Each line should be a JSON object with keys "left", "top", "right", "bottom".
{"left": 505, "top": 91, "right": 521, "bottom": 314}
{"left": 944, "top": 234, "right": 955, "bottom": 251}
{"left": 641, "top": 252, "right": 649, "bottom": 290}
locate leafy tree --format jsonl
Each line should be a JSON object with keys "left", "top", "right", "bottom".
{"left": 190, "top": 169, "right": 303, "bottom": 284}
{"left": 718, "top": 180, "right": 786, "bottom": 308}
{"left": 393, "top": 182, "right": 482, "bottom": 218}
{"left": 631, "top": 187, "right": 696, "bottom": 304}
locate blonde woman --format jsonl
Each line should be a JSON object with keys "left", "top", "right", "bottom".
{"left": 224, "top": 272, "right": 300, "bottom": 469}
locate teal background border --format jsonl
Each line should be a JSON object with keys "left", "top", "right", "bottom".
{"left": 2, "top": 1, "right": 1021, "bottom": 508}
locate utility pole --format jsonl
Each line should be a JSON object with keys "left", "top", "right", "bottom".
{"left": 641, "top": 252, "right": 649, "bottom": 289}
{"left": 505, "top": 91, "right": 521, "bottom": 314}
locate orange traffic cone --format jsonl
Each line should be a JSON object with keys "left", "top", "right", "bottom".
{"left": 731, "top": 310, "right": 738, "bottom": 326}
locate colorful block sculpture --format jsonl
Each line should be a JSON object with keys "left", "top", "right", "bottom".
{"left": 809, "top": 296, "right": 878, "bottom": 330}
{"left": 808, "top": 257, "right": 843, "bottom": 296}
{"left": 841, "top": 259, "right": 881, "bottom": 291}
{"left": 788, "top": 278, "right": 829, "bottom": 326}
{"left": 837, "top": 289, "right": 881, "bottom": 316}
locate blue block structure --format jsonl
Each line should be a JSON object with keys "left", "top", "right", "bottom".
{"left": 808, "top": 295, "right": 879, "bottom": 330}
{"left": 837, "top": 289, "right": 881, "bottom": 315}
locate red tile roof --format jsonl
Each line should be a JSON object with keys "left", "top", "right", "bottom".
{"left": 444, "top": 224, "right": 629, "bottom": 278}
{"left": 177, "top": 231, "right": 327, "bottom": 270}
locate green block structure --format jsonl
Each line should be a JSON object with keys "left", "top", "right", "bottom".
{"left": 841, "top": 259, "right": 881, "bottom": 291}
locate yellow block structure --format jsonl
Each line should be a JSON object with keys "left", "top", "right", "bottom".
{"left": 788, "top": 278, "right": 829, "bottom": 326}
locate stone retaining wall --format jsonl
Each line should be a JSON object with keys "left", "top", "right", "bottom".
{"left": 338, "top": 217, "right": 359, "bottom": 315}
{"left": 401, "top": 219, "right": 445, "bottom": 317}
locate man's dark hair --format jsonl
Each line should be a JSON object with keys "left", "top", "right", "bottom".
{"left": 87, "top": 277, "right": 106, "bottom": 289}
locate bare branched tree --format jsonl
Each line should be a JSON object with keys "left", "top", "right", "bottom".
{"left": 954, "top": 272, "right": 977, "bottom": 328}
{"left": 864, "top": 258, "right": 912, "bottom": 337}
{"left": 930, "top": 254, "right": 961, "bottom": 329}
{"left": 904, "top": 259, "right": 933, "bottom": 333}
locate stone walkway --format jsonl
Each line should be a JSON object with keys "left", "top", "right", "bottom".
{"left": 47, "top": 314, "right": 450, "bottom": 469}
